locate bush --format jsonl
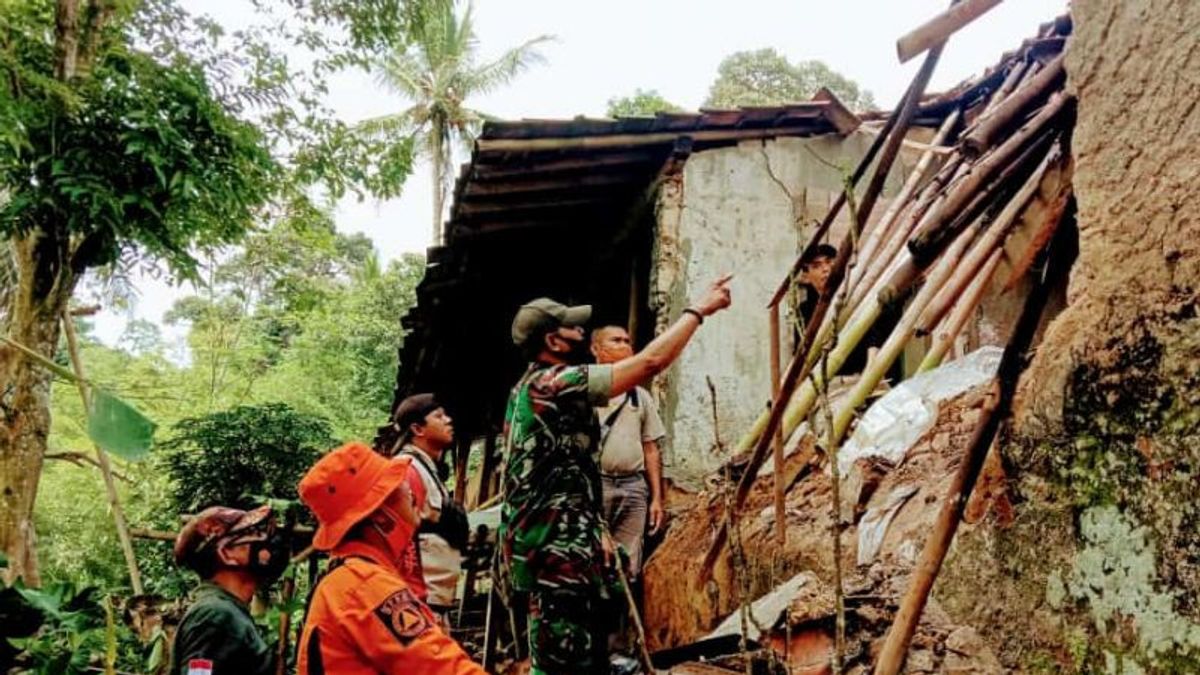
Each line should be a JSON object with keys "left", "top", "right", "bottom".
{"left": 158, "top": 403, "right": 334, "bottom": 514}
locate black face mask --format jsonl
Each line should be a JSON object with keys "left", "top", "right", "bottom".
{"left": 558, "top": 335, "right": 590, "bottom": 365}
{"left": 246, "top": 530, "right": 290, "bottom": 585}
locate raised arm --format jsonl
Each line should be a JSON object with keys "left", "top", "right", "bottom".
{"left": 610, "top": 274, "right": 733, "bottom": 396}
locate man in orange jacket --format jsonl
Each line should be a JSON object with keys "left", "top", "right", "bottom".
{"left": 296, "top": 442, "right": 484, "bottom": 675}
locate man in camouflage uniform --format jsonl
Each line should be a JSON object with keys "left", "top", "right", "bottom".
{"left": 499, "top": 276, "right": 732, "bottom": 675}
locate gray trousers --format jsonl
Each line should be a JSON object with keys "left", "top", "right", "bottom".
{"left": 601, "top": 473, "right": 648, "bottom": 577}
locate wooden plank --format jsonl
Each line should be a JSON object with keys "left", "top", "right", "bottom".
{"left": 896, "top": 0, "right": 1005, "bottom": 63}
{"left": 463, "top": 171, "right": 637, "bottom": 197}
{"left": 471, "top": 150, "right": 664, "bottom": 179}
{"left": 812, "top": 87, "right": 862, "bottom": 134}
{"left": 476, "top": 118, "right": 832, "bottom": 154}
{"left": 872, "top": 218, "right": 1071, "bottom": 675}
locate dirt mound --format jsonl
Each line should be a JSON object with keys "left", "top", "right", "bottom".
{"left": 644, "top": 384, "right": 995, "bottom": 660}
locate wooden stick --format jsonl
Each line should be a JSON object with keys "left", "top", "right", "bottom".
{"left": 872, "top": 219, "right": 1070, "bottom": 675}
{"left": 848, "top": 109, "right": 962, "bottom": 298}
{"left": 130, "top": 528, "right": 177, "bottom": 542}
{"left": 908, "top": 92, "right": 1072, "bottom": 260}
{"left": 896, "top": 0, "right": 1004, "bottom": 63}
{"left": 768, "top": 81, "right": 916, "bottom": 309}
{"left": 917, "top": 247, "right": 1003, "bottom": 372}
{"left": 275, "top": 572, "right": 296, "bottom": 675}
{"left": 769, "top": 303, "right": 786, "bottom": 546}
{"left": 963, "top": 54, "right": 1065, "bottom": 156}
{"left": 62, "top": 313, "right": 144, "bottom": 595}
{"left": 705, "top": 35, "right": 950, "bottom": 579}
{"left": 914, "top": 142, "right": 1060, "bottom": 335}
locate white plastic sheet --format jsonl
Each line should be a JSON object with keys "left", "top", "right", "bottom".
{"left": 837, "top": 346, "right": 1002, "bottom": 476}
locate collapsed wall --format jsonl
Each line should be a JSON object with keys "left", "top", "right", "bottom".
{"left": 649, "top": 134, "right": 918, "bottom": 485}
{"left": 977, "top": 0, "right": 1200, "bottom": 670}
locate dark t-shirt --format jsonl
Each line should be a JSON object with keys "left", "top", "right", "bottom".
{"left": 171, "top": 582, "right": 274, "bottom": 675}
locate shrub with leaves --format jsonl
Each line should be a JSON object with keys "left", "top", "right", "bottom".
{"left": 158, "top": 403, "right": 334, "bottom": 514}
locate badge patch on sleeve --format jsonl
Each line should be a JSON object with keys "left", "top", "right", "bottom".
{"left": 374, "top": 587, "right": 432, "bottom": 645}
{"left": 187, "top": 659, "right": 214, "bottom": 675}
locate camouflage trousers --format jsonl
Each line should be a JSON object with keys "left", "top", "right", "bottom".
{"left": 527, "top": 586, "right": 612, "bottom": 675}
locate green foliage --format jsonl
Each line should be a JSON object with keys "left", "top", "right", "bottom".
{"left": 362, "top": 0, "right": 551, "bottom": 237}
{"left": 158, "top": 403, "right": 334, "bottom": 513}
{"left": 605, "top": 89, "right": 682, "bottom": 117}
{"left": 0, "top": 1, "right": 278, "bottom": 280}
{"left": 704, "top": 48, "right": 875, "bottom": 112}
{"left": 0, "top": 582, "right": 159, "bottom": 674}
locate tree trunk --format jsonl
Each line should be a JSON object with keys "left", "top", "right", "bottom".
{"left": 0, "top": 231, "right": 75, "bottom": 585}
{"left": 431, "top": 127, "right": 444, "bottom": 247}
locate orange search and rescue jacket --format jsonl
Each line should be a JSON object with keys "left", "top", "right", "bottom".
{"left": 297, "top": 541, "right": 483, "bottom": 675}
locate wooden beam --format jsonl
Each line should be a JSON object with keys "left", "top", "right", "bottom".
{"left": 963, "top": 53, "right": 1065, "bottom": 156}
{"left": 463, "top": 171, "right": 640, "bottom": 197}
{"left": 872, "top": 216, "right": 1071, "bottom": 675}
{"left": 471, "top": 150, "right": 665, "bottom": 179}
{"left": 812, "top": 87, "right": 861, "bottom": 134}
{"left": 455, "top": 196, "right": 617, "bottom": 219}
{"left": 896, "top": 0, "right": 1005, "bottom": 63}
{"left": 476, "top": 119, "right": 832, "bottom": 155}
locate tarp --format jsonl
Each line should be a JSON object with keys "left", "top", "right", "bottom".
{"left": 837, "top": 346, "right": 1002, "bottom": 476}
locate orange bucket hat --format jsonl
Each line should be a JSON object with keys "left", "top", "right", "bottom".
{"left": 298, "top": 442, "right": 425, "bottom": 551}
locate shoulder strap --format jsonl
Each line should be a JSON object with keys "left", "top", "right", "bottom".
{"left": 599, "top": 391, "right": 636, "bottom": 447}
{"left": 399, "top": 448, "right": 450, "bottom": 503}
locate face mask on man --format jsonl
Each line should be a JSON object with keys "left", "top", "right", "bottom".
{"left": 246, "top": 530, "right": 291, "bottom": 584}
{"left": 370, "top": 504, "right": 419, "bottom": 561}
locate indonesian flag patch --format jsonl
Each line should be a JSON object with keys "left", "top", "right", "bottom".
{"left": 187, "top": 659, "right": 214, "bottom": 675}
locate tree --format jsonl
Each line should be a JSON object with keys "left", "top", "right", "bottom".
{"left": 0, "top": 0, "right": 425, "bottom": 585}
{"left": 704, "top": 48, "right": 875, "bottom": 112}
{"left": 361, "top": 0, "right": 551, "bottom": 246}
{"left": 606, "top": 89, "right": 682, "bottom": 117}
{"left": 158, "top": 404, "right": 333, "bottom": 514}
{"left": 0, "top": 0, "right": 276, "bottom": 584}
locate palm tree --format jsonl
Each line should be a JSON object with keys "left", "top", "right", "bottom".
{"left": 362, "top": 0, "right": 551, "bottom": 246}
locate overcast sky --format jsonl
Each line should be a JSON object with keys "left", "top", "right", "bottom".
{"left": 91, "top": 0, "right": 1068, "bottom": 346}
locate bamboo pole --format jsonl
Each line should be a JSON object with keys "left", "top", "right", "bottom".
{"left": 917, "top": 247, "right": 1003, "bottom": 372}
{"left": 963, "top": 54, "right": 1065, "bottom": 155}
{"left": 896, "top": 0, "right": 1004, "bottom": 63}
{"left": 908, "top": 92, "right": 1072, "bottom": 260}
{"left": 704, "top": 35, "right": 951, "bottom": 579}
{"left": 769, "top": 303, "right": 786, "bottom": 546}
{"left": 914, "top": 143, "right": 1059, "bottom": 335}
{"left": 872, "top": 221, "right": 1069, "bottom": 675}
{"left": 61, "top": 313, "right": 144, "bottom": 595}
{"left": 275, "top": 572, "right": 296, "bottom": 675}
{"left": 848, "top": 110, "right": 962, "bottom": 296}
{"left": 768, "top": 79, "right": 918, "bottom": 309}
{"left": 827, "top": 219, "right": 985, "bottom": 446}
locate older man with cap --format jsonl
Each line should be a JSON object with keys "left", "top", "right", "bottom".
{"left": 296, "top": 442, "right": 484, "bottom": 675}
{"left": 388, "top": 393, "right": 470, "bottom": 622}
{"left": 499, "top": 274, "right": 732, "bottom": 675}
{"left": 171, "top": 505, "right": 289, "bottom": 675}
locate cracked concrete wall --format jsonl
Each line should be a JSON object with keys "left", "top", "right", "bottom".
{"left": 649, "top": 132, "right": 918, "bottom": 482}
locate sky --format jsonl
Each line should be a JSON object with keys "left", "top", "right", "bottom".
{"left": 91, "top": 0, "right": 1069, "bottom": 346}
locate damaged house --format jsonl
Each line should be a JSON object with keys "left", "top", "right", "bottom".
{"left": 383, "top": 1, "right": 1200, "bottom": 672}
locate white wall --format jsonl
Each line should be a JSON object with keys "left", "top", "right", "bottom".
{"left": 650, "top": 132, "right": 919, "bottom": 484}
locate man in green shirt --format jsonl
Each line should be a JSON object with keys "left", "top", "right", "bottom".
{"left": 498, "top": 274, "right": 732, "bottom": 674}
{"left": 171, "top": 505, "right": 289, "bottom": 675}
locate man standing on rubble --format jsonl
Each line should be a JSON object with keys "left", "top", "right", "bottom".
{"left": 389, "top": 393, "right": 470, "bottom": 625}
{"left": 499, "top": 275, "right": 732, "bottom": 674}
{"left": 590, "top": 325, "right": 667, "bottom": 579}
